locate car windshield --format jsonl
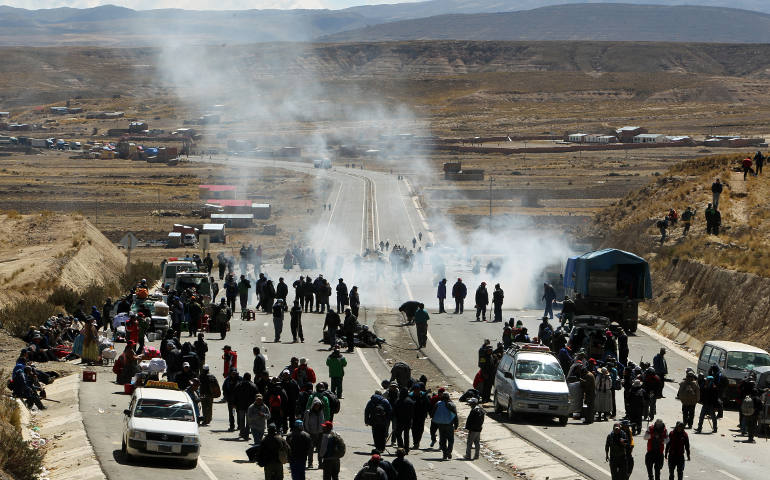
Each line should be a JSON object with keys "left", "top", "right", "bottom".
{"left": 134, "top": 399, "right": 195, "bottom": 421}
{"left": 515, "top": 359, "right": 566, "bottom": 381}
{"left": 726, "top": 352, "right": 770, "bottom": 370}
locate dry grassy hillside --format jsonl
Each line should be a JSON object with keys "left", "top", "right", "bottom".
{"left": 596, "top": 153, "right": 770, "bottom": 350}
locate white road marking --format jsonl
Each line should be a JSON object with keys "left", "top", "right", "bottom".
{"left": 361, "top": 175, "right": 367, "bottom": 253}
{"left": 260, "top": 336, "right": 266, "bottom": 342}
{"left": 199, "top": 458, "right": 219, "bottom": 480}
{"left": 356, "top": 348, "right": 382, "bottom": 387}
{"left": 372, "top": 177, "right": 380, "bottom": 244}
{"left": 320, "top": 182, "right": 344, "bottom": 247}
{"left": 526, "top": 426, "right": 610, "bottom": 477}
{"left": 718, "top": 469, "right": 743, "bottom": 480}
{"left": 404, "top": 178, "right": 436, "bottom": 244}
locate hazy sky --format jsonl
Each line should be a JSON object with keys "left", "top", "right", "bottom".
{"left": 1, "top": 0, "right": 417, "bottom": 9}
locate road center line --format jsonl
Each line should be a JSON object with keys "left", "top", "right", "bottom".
{"left": 320, "top": 182, "right": 344, "bottom": 247}
{"left": 718, "top": 469, "right": 743, "bottom": 480}
{"left": 356, "top": 347, "right": 382, "bottom": 387}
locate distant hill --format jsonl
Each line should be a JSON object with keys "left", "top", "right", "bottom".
{"left": 2, "top": 2, "right": 770, "bottom": 46}
{"left": 323, "top": 3, "right": 770, "bottom": 43}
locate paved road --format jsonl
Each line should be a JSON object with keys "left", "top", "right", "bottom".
{"left": 80, "top": 159, "right": 511, "bottom": 480}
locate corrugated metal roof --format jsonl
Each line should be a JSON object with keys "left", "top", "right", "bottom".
{"left": 211, "top": 214, "right": 253, "bottom": 219}
{"left": 206, "top": 199, "right": 251, "bottom": 207}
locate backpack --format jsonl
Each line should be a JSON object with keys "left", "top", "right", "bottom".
{"left": 331, "top": 432, "right": 346, "bottom": 458}
{"left": 372, "top": 404, "right": 389, "bottom": 426}
{"left": 325, "top": 391, "right": 341, "bottom": 414}
{"left": 741, "top": 396, "right": 755, "bottom": 417}
{"left": 269, "top": 394, "right": 282, "bottom": 409}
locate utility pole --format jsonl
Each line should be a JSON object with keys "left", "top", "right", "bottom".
{"left": 488, "top": 176, "right": 494, "bottom": 220}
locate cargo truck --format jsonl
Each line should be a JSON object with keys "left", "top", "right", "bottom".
{"left": 563, "top": 249, "right": 652, "bottom": 332}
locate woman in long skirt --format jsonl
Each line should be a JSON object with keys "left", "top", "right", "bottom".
{"left": 81, "top": 318, "right": 100, "bottom": 365}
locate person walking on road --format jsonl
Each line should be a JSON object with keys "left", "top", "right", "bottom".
{"left": 287, "top": 419, "right": 313, "bottom": 480}
{"left": 343, "top": 308, "right": 358, "bottom": 353}
{"left": 238, "top": 274, "right": 251, "bottom": 312}
{"left": 349, "top": 286, "right": 360, "bottom": 318}
{"left": 437, "top": 279, "right": 447, "bottom": 313}
{"left": 665, "top": 421, "right": 690, "bottom": 480}
{"left": 319, "top": 421, "right": 345, "bottom": 480}
{"left": 323, "top": 308, "right": 342, "bottom": 349}
{"left": 695, "top": 375, "right": 719, "bottom": 433}
{"left": 705, "top": 204, "right": 721, "bottom": 235}
{"left": 258, "top": 423, "right": 290, "bottom": 480}
{"left": 742, "top": 156, "right": 753, "bottom": 180}
{"left": 414, "top": 303, "right": 429, "bottom": 349}
{"left": 492, "top": 284, "right": 504, "bottom": 322}
{"left": 335, "top": 279, "right": 348, "bottom": 314}
{"left": 680, "top": 207, "right": 695, "bottom": 236}
{"left": 451, "top": 278, "right": 467, "bottom": 314}
{"left": 676, "top": 370, "right": 699, "bottom": 429}
{"left": 246, "top": 394, "right": 271, "bottom": 447}
{"left": 222, "top": 368, "right": 242, "bottom": 432}
{"left": 253, "top": 347, "right": 267, "bottom": 378}
{"left": 198, "top": 365, "right": 219, "bottom": 426}
{"left": 605, "top": 422, "right": 629, "bottom": 480}
{"left": 326, "top": 346, "right": 347, "bottom": 399}
{"left": 273, "top": 299, "right": 287, "bottom": 342}
{"left": 474, "top": 282, "right": 489, "bottom": 321}
{"left": 354, "top": 455, "right": 388, "bottom": 480}
{"left": 394, "top": 388, "right": 415, "bottom": 453}
{"left": 542, "top": 283, "right": 556, "bottom": 319}
{"left": 464, "top": 397, "right": 485, "bottom": 460}
{"left": 290, "top": 300, "right": 305, "bottom": 343}
{"left": 581, "top": 367, "right": 597, "bottom": 424}
{"left": 653, "top": 348, "right": 668, "bottom": 393}
{"left": 755, "top": 150, "right": 765, "bottom": 175}
{"left": 365, "top": 390, "right": 393, "bottom": 453}
{"left": 392, "top": 448, "right": 417, "bottom": 480}
{"left": 432, "top": 391, "right": 458, "bottom": 460}
{"left": 235, "top": 372, "right": 259, "bottom": 440}
{"left": 645, "top": 419, "right": 668, "bottom": 480}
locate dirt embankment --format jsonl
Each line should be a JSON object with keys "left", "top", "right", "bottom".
{"left": 0, "top": 213, "right": 126, "bottom": 308}
{"left": 596, "top": 153, "right": 770, "bottom": 350}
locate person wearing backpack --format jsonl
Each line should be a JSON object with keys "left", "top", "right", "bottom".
{"left": 364, "top": 390, "right": 393, "bottom": 453}
{"left": 198, "top": 364, "right": 220, "bottom": 426}
{"left": 432, "top": 391, "right": 459, "bottom": 460}
{"left": 287, "top": 420, "right": 313, "bottom": 480}
{"left": 319, "top": 421, "right": 345, "bottom": 480}
{"left": 320, "top": 382, "right": 341, "bottom": 422}
{"left": 258, "top": 423, "right": 290, "bottom": 480}
{"left": 676, "top": 370, "right": 699, "bottom": 429}
{"left": 464, "top": 397, "right": 485, "bottom": 460}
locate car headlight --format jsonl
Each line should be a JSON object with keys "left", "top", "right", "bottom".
{"left": 183, "top": 435, "right": 199, "bottom": 444}
{"left": 130, "top": 430, "right": 146, "bottom": 441}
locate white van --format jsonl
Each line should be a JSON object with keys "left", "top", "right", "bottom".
{"left": 160, "top": 259, "right": 198, "bottom": 289}
{"left": 697, "top": 341, "right": 770, "bottom": 400}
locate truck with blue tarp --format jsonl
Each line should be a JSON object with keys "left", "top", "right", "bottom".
{"left": 563, "top": 248, "right": 652, "bottom": 332}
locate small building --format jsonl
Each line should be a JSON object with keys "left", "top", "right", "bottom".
{"left": 568, "top": 133, "right": 588, "bottom": 143}
{"left": 633, "top": 134, "right": 668, "bottom": 144}
{"left": 172, "top": 224, "right": 197, "bottom": 234}
{"left": 616, "top": 126, "right": 647, "bottom": 143}
{"left": 252, "top": 203, "right": 271, "bottom": 219}
{"left": 199, "top": 185, "right": 237, "bottom": 199}
{"left": 202, "top": 223, "right": 226, "bottom": 243}
{"left": 666, "top": 136, "right": 693, "bottom": 144}
{"left": 0, "top": 112, "right": 10, "bottom": 118}
{"left": 129, "top": 121, "right": 148, "bottom": 133}
{"left": 167, "top": 232, "right": 182, "bottom": 248}
{"left": 50, "top": 106, "right": 69, "bottom": 114}
{"left": 585, "top": 134, "right": 616, "bottom": 144}
{"left": 210, "top": 213, "right": 254, "bottom": 228}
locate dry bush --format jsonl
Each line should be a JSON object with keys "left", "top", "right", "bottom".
{"left": 0, "top": 422, "right": 44, "bottom": 480}
{"left": 119, "top": 260, "right": 159, "bottom": 292}
{"left": 0, "top": 298, "right": 58, "bottom": 337}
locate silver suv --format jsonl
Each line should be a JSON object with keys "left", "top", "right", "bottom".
{"left": 494, "top": 344, "right": 571, "bottom": 425}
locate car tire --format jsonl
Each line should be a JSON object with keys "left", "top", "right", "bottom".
{"left": 507, "top": 399, "right": 516, "bottom": 421}
{"left": 558, "top": 416, "right": 568, "bottom": 426}
{"left": 494, "top": 393, "right": 503, "bottom": 414}
{"left": 121, "top": 439, "right": 132, "bottom": 462}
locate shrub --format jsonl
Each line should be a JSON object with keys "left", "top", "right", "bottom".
{"left": 119, "top": 260, "right": 159, "bottom": 292}
{"left": 0, "top": 423, "right": 44, "bottom": 480}
{"left": 0, "top": 298, "right": 58, "bottom": 337}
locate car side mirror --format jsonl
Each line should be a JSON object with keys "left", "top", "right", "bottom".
{"left": 504, "top": 372, "right": 513, "bottom": 379}
{"left": 123, "top": 409, "right": 131, "bottom": 416}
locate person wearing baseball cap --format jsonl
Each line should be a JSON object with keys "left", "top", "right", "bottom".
{"left": 354, "top": 453, "right": 387, "bottom": 480}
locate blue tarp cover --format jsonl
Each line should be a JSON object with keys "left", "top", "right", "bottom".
{"left": 563, "top": 248, "right": 652, "bottom": 299}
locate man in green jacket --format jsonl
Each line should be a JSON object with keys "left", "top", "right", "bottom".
{"left": 326, "top": 345, "right": 348, "bottom": 398}
{"left": 414, "top": 303, "right": 429, "bottom": 349}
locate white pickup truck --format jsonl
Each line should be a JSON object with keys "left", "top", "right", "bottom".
{"left": 122, "top": 386, "right": 200, "bottom": 467}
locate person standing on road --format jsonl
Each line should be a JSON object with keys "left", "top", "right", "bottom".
{"left": 410, "top": 383, "right": 430, "bottom": 449}
{"left": 303, "top": 277, "right": 315, "bottom": 313}
{"left": 319, "top": 421, "right": 345, "bottom": 480}
{"left": 491, "top": 284, "right": 504, "bottom": 322}
{"left": 394, "top": 388, "right": 415, "bottom": 453}
{"left": 542, "top": 283, "right": 556, "bottom": 319}
{"left": 349, "top": 286, "right": 360, "bottom": 318}
{"left": 676, "top": 370, "right": 699, "bottom": 429}
{"left": 222, "top": 368, "right": 242, "bottom": 432}
{"left": 437, "top": 278, "right": 447, "bottom": 313}
{"left": 235, "top": 372, "right": 259, "bottom": 440}
{"left": 432, "top": 391, "right": 458, "bottom": 460}
{"left": 474, "top": 282, "right": 489, "bottom": 321}
{"left": 326, "top": 346, "right": 347, "bottom": 399}
{"left": 253, "top": 347, "right": 267, "bottom": 378}
{"left": 273, "top": 299, "right": 287, "bottom": 342}
{"left": 755, "top": 150, "right": 765, "bottom": 175}
{"left": 464, "top": 397, "right": 485, "bottom": 460}
{"left": 605, "top": 422, "right": 629, "bottom": 480}
{"left": 581, "top": 367, "right": 597, "bottom": 424}
{"left": 287, "top": 419, "right": 313, "bottom": 480}
{"left": 742, "top": 156, "right": 753, "bottom": 180}
{"left": 452, "top": 278, "right": 467, "bottom": 314}
{"left": 198, "top": 365, "right": 219, "bottom": 426}
{"left": 392, "top": 448, "right": 417, "bottom": 480}
{"left": 343, "top": 308, "right": 358, "bottom": 353}
{"left": 258, "top": 423, "right": 290, "bottom": 480}
{"left": 645, "top": 419, "right": 668, "bottom": 480}
{"left": 335, "top": 279, "right": 348, "bottom": 314}
{"left": 711, "top": 178, "right": 723, "bottom": 209}
{"left": 653, "top": 348, "right": 668, "bottom": 394}
{"left": 365, "top": 390, "right": 393, "bottom": 453}
{"left": 247, "top": 394, "right": 271, "bottom": 447}
{"left": 290, "top": 300, "right": 305, "bottom": 343}
{"left": 665, "top": 421, "right": 690, "bottom": 480}
{"left": 414, "top": 304, "right": 429, "bottom": 349}
{"left": 695, "top": 375, "right": 719, "bottom": 433}
{"left": 217, "top": 252, "right": 227, "bottom": 280}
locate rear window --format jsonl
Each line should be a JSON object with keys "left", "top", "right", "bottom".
{"left": 134, "top": 398, "right": 195, "bottom": 421}
{"left": 514, "top": 359, "right": 565, "bottom": 382}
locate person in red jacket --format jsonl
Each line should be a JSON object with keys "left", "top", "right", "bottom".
{"left": 742, "top": 157, "right": 753, "bottom": 180}
{"left": 665, "top": 421, "right": 690, "bottom": 480}
{"left": 292, "top": 358, "right": 317, "bottom": 386}
{"left": 644, "top": 419, "right": 668, "bottom": 480}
